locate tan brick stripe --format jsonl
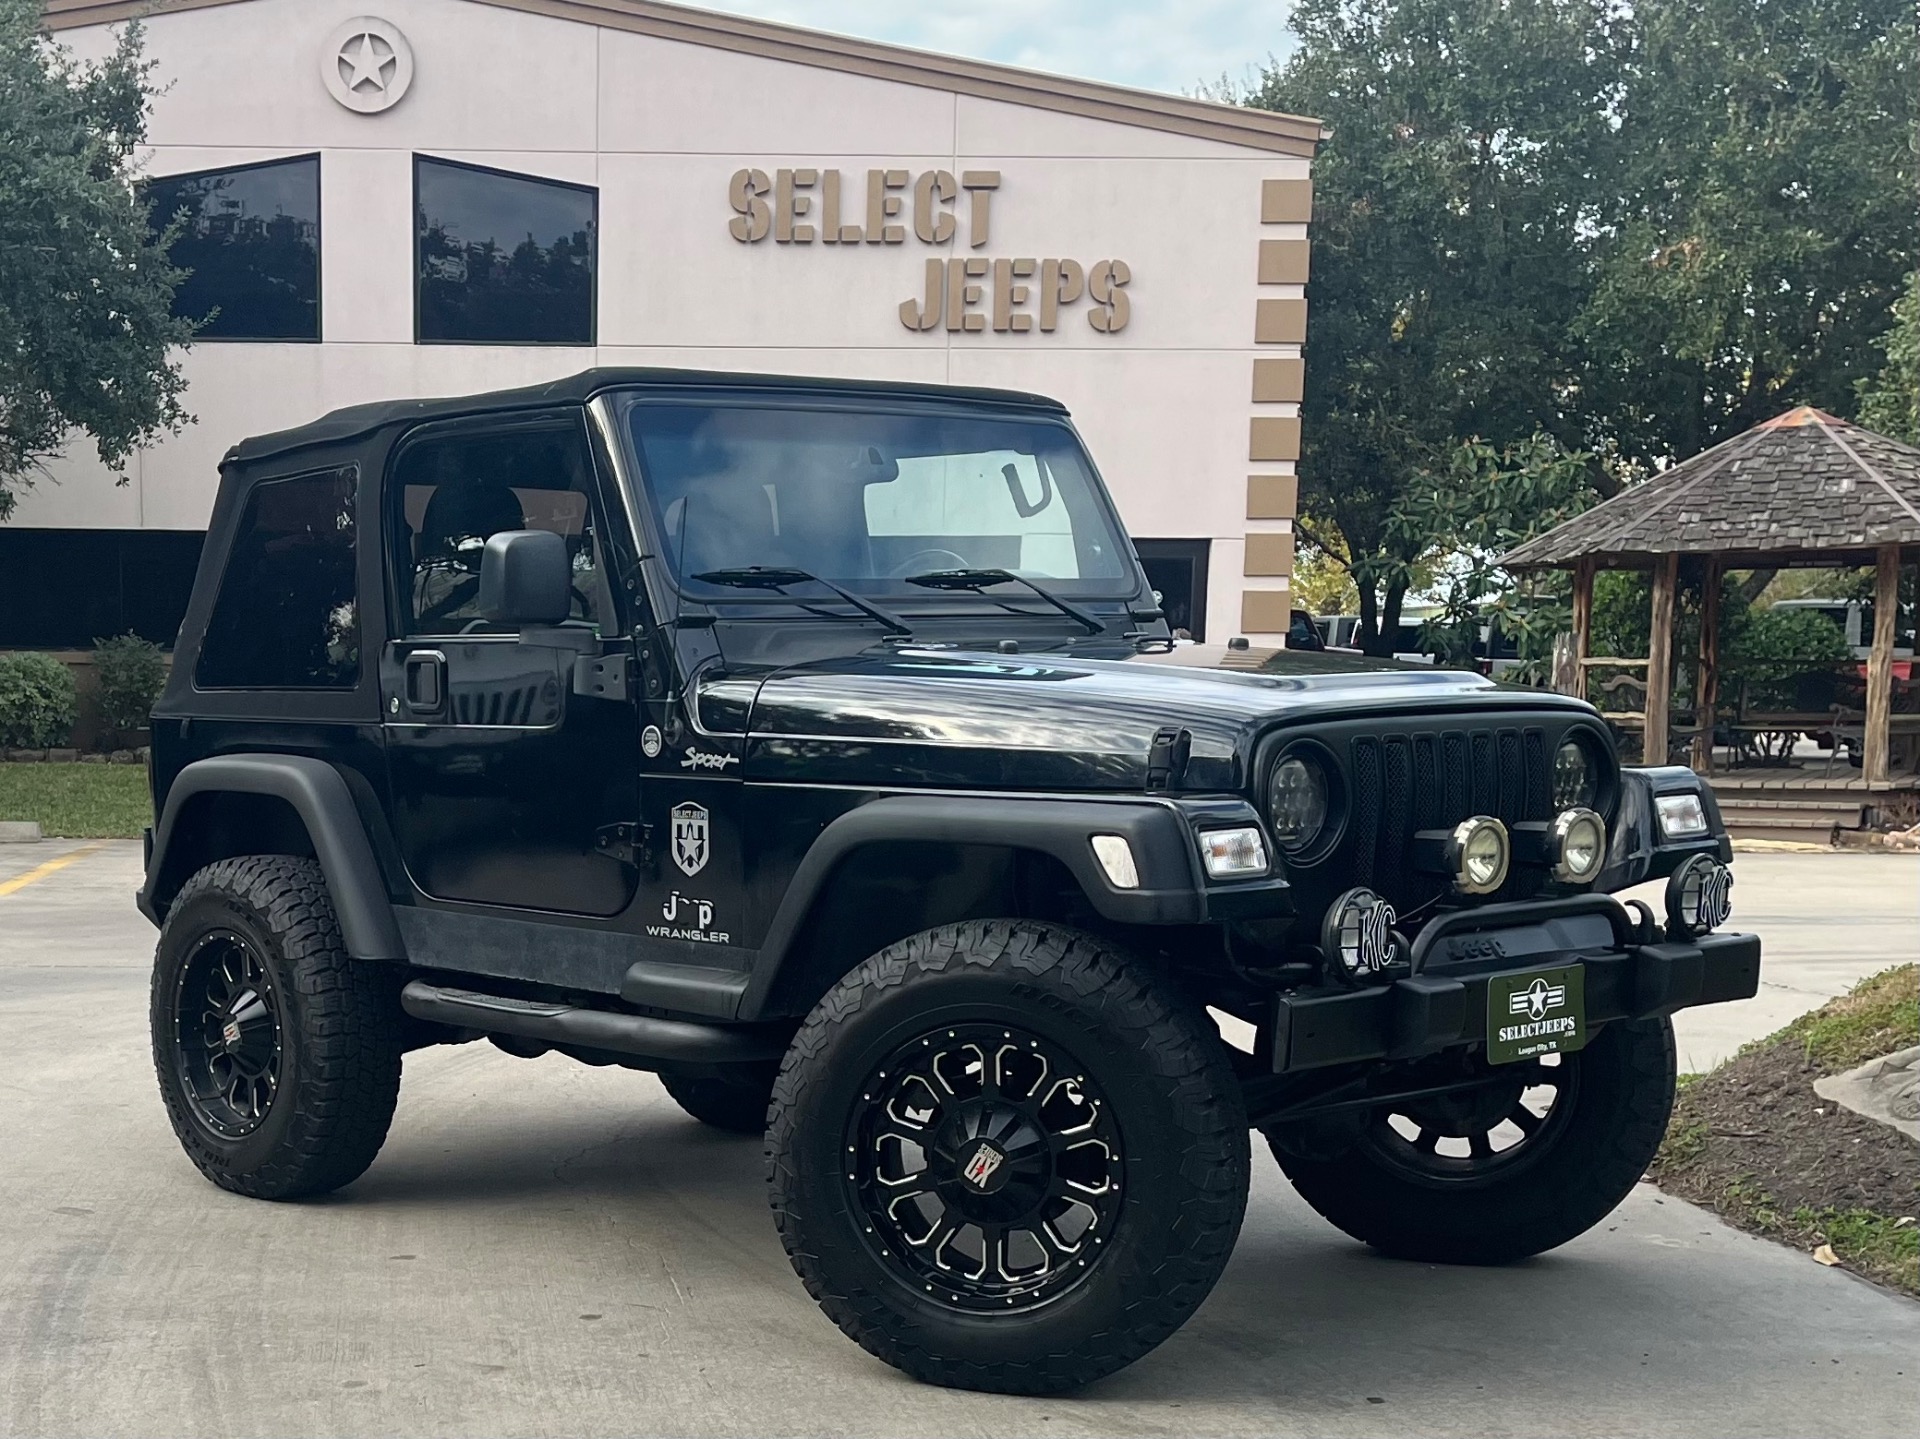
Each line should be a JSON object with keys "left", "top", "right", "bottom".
{"left": 1245, "top": 178, "right": 1311, "bottom": 636}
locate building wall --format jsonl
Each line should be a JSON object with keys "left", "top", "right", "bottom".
{"left": 28, "top": 0, "right": 1307, "bottom": 639}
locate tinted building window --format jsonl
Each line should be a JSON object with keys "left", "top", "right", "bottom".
{"left": 0, "top": 530, "right": 204, "bottom": 649}
{"left": 196, "top": 469, "right": 359, "bottom": 690}
{"left": 145, "top": 155, "right": 321, "bottom": 341}
{"left": 416, "top": 157, "right": 596, "bottom": 345}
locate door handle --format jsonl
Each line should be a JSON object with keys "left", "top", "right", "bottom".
{"left": 403, "top": 649, "right": 446, "bottom": 714}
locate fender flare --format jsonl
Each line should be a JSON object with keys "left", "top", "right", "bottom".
{"left": 732, "top": 794, "right": 1207, "bottom": 1021}
{"left": 139, "top": 755, "right": 406, "bottom": 961}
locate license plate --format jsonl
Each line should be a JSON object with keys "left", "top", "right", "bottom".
{"left": 1486, "top": 964, "right": 1587, "bottom": 1065}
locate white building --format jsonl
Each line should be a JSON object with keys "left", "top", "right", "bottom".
{"left": 20, "top": 0, "right": 1318, "bottom": 646}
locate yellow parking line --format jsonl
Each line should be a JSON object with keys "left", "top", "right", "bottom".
{"left": 0, "top": 841, "right": 108, "bottom": 898}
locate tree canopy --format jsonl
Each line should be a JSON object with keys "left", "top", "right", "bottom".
{"left": 0, "top": 0, "right": 189, "bottom": 520}
{"left": 1249, "top": 0, "right": 1916, "bottom": 652}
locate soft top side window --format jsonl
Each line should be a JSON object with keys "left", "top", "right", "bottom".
{"left": 196, "top": 467, "right": 360, "bottom": 690}
{"left": 388, "top": 420, "right": 616, "bottom": 637}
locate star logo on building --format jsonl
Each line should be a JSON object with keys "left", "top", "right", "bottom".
{"left": 320, "top": 17, "right": 415, "bottom": 114}
{"left": 338, "top": 31, "right": 397, "bottom": 96}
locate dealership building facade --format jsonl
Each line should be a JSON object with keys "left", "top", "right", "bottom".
{"left": 19, "top": 0, "right": 1319, "bottom": 646}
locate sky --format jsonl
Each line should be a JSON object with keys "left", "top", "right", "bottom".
{"left": 689, "top": 0, "right": 1297, "bottom": 97}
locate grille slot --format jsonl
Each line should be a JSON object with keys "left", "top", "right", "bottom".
{"left": 1347, "top": 723, "right": 1553, "bottom": 910}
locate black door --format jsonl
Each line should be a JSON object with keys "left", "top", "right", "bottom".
{"left": 1134, "top": 538, "right": 1210, "bottom": 641}
{"left": 378, "top": 410, "right": 639, "bottom": 916}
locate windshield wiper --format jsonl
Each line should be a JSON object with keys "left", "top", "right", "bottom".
{"left": 691, "top": 566, "right": 913, "bottom": 637}
{"left": 901, "top": 567, "right": 1104, "bottom": 635}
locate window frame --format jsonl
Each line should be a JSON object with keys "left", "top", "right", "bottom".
{"left": 412, "top": 154, "right": 599, "bottom": 348}
{"left": 192, "top": 464, "right": 363, "bottom": 693}
{"left": 143, "top": 152, "right": 323, "bottom": 344}
{"left": 382, "top": 409, "right": 626, "bottom": 641}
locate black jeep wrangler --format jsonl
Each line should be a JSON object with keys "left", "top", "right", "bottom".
{"left": 141, "top": 368, "right": 1757, "bottom": 1394}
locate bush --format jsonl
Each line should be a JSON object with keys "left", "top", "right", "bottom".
{"left": 93, "top": 632, "right": 166, "bottom": 746}
{"left": 1728, "top": 606, "right": 1853, "bottom": 710}
{"left": 0, "top": 653, "right": 79, "bottom": 749}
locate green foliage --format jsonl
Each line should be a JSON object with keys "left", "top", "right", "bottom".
{"left": 0, "top": 1, "right": 191, "bottom": 518}
{"left": 0, "top": 652, "right": 78, "bottom": 748}
{"left": 0, "top": 761, "right": 150, "bottom": 837}
{"left": 1247, "top": 0, "right": 1914, "bottom": 651}
{"left": 1858, "top": 271, "right": 1920, "bottom": 444}
{"left": 1725, "top": 604, "right": 1852, "bottom": 709}
{"left": 1590, "top": 571, "right": 1651, "bottom": 659}
{"left": 91, "top": 632, "right": 165, "bottom": 745}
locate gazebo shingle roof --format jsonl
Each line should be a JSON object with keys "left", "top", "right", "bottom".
{"left": 1502, "top": 408, "right": 1920, "bottom": 568}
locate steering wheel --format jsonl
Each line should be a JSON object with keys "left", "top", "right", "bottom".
{"left": 888, "top": 548, "right": 970, "bottom": 578}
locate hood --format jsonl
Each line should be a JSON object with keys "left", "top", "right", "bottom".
{"left": 728, "top": 646, "right": 1586, "bottom": 791}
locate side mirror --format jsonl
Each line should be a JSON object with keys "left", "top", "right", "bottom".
{"left": 478, "top": 529, "right": 569, "bottom": 626}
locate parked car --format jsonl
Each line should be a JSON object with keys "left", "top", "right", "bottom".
{"left": 139, "top": 368, "right": 1757, "bottom": 1394}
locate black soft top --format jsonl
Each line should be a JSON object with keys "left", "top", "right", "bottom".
{"left": 223, "top": 366, "right": 1071, "bottom": 468}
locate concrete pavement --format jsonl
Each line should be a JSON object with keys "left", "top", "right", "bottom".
{"left": 1, "top": 841, "right": 1915, "bottom": 1437}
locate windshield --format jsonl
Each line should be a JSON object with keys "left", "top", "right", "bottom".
{"left": 621, "top": 400, "right": 1134, "bottom": 596}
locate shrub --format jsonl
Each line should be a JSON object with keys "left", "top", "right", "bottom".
{"left": 1728, "top": 606, "right": 1852, "bottom": 710}
{"left": 0, "top": 653, "right": 79, "bottom": 749}
{"left": 93, "top": 632, "right": 166, "bottom": 747}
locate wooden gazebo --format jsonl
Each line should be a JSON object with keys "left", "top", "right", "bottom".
{"left": 1502, "top": 407, "right": 1919, "bottom": 788}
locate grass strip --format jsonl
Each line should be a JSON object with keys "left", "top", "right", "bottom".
{"left": 0, "top": 764, "right": 151, "bottom": 839}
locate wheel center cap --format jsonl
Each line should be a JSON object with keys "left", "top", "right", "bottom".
{"left": 221, "top": 1018, "right": 243, "bottom": 1049}
{"left": 957, "top": 1139, "right": 1010, "bottom": 1193}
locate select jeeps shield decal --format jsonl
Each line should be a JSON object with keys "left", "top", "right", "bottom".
{"left": 670, "top": 801, "right": 710, "bottom": 876}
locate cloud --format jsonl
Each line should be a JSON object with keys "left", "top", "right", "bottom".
{"left": 691, "top": 0, "right": 1295, "bottom": 96}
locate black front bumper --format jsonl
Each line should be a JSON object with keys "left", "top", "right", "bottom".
{"left": 1272, "top": 929, "right": 1761, "bottom": 1073}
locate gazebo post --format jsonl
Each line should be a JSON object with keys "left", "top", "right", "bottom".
{"left": 1864, "top": 543, "right": 1900, "bottom": 785}
{"left": 1694, "top": 557, "right": 1721, "bottom": 774}
{"left": 1645, "top": 553, "right": 1678, "bottom": 765}
{"left": 1570, "top": 558, "right": 1595, "bottom": 700}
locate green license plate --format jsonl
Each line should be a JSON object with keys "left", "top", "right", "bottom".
{"left": 1486, "top": 964, "right": 1587, "bottom": 1065}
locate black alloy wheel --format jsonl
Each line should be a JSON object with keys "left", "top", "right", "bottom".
{"left": 1363, "top": 1052, "right": 1578, "bottom": 1185}
{"left": 1272, "top": 1016, "right": 1676, "bottom": 1265}
{"left": 850, "top": 1022, "right": 1123, "bottom": 1312}
{"left": 173, "top": 930, "right": 285, "bottom": 1139}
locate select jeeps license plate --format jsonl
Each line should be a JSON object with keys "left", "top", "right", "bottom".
{"left": 1486, "top": 964, "right": 1588, "bottom": 1065}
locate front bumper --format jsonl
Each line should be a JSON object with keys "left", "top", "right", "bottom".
{"left": 1273, "top": 926, "right": 1761, "bottom": 1073}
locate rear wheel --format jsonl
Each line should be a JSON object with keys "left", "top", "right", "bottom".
{"left": 1271, "top": 1017, "right": 1676, "bottom": 1264}
{"left": 660, "top": 1065, "right": 777, "bottom": 1135}
{"left": 767, "top": 920, "right": 1248, "bottom": 1394}
{"left": 151, "top": 856, "right": 404, "bottom": 1200}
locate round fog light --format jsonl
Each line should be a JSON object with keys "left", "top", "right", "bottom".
{"left": 1322, "top": 886, "right": 1398, "bottom": 983}
{"left": 1551, "top": 807, "right": 1607, "bottom": 884}
{"left": 1666, "top": 854, "right": 1733, "bottom": 938}
{"left": 1447, "top": 816, "right": 1510, "bottom": 895}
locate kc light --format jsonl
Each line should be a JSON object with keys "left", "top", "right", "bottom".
{"left": 1551, "top": 807, "right": 1607, "bottom": 884}
{"left": 1655, "top": 791, "right": 1710, "bottom": 839}
{"left": 1200, "top": 826, "right": 1268, "bottom": 879}
{"left": 1448, "top": 816, "right": 1511, "bottom": 895}
{"left": 1666, "top": 853, "right": 1733, "bottom": 938}
{"left": 1322, "top": 886, "right": 1398, "bottom": 982}
{"left": 1090, "top": 834, "right": 1140, "bottom": 889}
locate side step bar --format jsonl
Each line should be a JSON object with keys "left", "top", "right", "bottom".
{"left": 400, "top": 981, "right": 788, "bottom": 1066}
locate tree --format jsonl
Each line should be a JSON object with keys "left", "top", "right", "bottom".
{"left": 0, "top": 2, "right": 190, "bottom": 520}
{"left": 1858, "top": 270, "right": 1920, "bottom": 444}
{"left": 1246, "top": 0, "right": 1630, "bottom": 652}
{"left": 1583, "top": 0, "right": 1917, "bottom": 464}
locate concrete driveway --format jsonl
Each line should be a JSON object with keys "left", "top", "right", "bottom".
{"left": 2, "top": 840, "right": 1915, "bottom": 1438}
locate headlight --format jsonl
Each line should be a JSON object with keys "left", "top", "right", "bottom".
{"left": 1268, "top": 752, "right": 1329, "bottom": 853}
{"left": 1553, "top": 736, "right": 1598, "bottom": 810}
{"left": 1448, "top": 816, "right": 1510, "bottom": 895}
{"left": 1551, "top": 807, "right": 1606, "bottom": 884}
{"left": 1666, "top": 854, "right": 1733, "bottom": 937}
{"left": 1655, "top": 792, "right": 1709, "bottom": 838}
{"left": 1199, "top": 826, "right": 1268, "bottom": 879}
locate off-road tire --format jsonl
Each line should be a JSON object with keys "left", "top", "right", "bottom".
{"left": 660, "top": 1065, "right": 777, "bottom": 1135}
{"left": 151, "top": 856, "right": 404, "bottom": 1200}
{"left": 767, "top": 919, "right": 1249, "bottom": 1395}
{"left": 1273, "top": 1017, "right": 1676, "bottom": 1264}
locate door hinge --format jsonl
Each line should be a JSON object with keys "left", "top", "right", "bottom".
{"left": 573, "top": 652, "right": 630, "bottom": 700}
{"left": 594, "top": 821, "right": 652, "bottom": 867}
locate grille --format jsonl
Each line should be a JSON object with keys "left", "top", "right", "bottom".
{"left": 1347, "top": 725, "right": 1554, "bottom": 911}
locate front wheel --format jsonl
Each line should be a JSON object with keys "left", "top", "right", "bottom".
{"left": 1271, "top": 1017, "right": 1676, "bottom": 1264}
{"left": 767, "top": 920, "right": 1249, "bottom": 1395}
